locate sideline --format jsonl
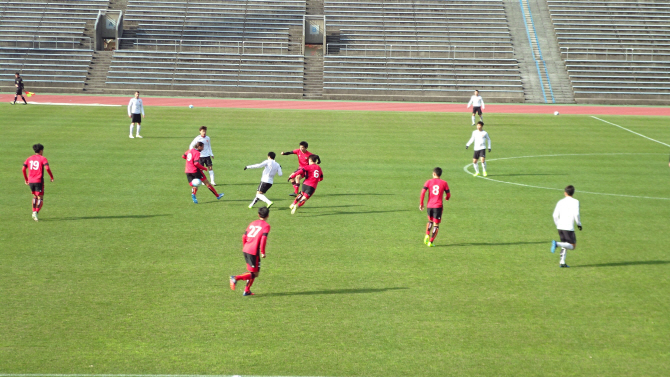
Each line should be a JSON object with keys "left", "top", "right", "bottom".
{"left": 591, "top": 116, "right": 670, "bottom": 148}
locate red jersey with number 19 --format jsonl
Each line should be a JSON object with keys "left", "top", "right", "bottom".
{"left": 421, "top": 178, "right": 450, "bottom": 208}
{"left": 23, "top": 155, "right": 50, "bottom": 183}
{"left": 242, "top": 219, "right": 271, "bottom": 255}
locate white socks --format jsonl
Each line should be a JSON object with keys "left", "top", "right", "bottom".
{"left": 129, "top": 123, "right": 134, "bottom": 135}
{"left": 136, "top": 125, "right": 141, "bottom": 136}
{"left": 557, "top": 242, "right": 574, "bottom": 250}
{"left": 256, "top": 193, "right": 271, "bottom": 204}
{"left": 471, "top": 115, "right": 475, "bottom": 124}
{"left": 473, "top": 163, "right": 479, "bottom": 174}
{"left": 560, "top": 249, "right": 567, "bottom": 265}
{"left": 209, "top": 170, "right": 215, "bottom": 183}
{"left": 482, "top": 161, "right": 487, "bottom": 172}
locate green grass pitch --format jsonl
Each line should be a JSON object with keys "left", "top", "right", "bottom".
{"left": 1, "top": 105, "right": 669, "bottom": 376}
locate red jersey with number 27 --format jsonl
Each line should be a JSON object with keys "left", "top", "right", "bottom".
{"left": 243, "top": 219, "right": 271, "bottom": 255}
{"left": 23, "top": 155, "right": 50, "bottom": 183}
{"left": 421, "top": 178, "right": 450, "bottom": 208}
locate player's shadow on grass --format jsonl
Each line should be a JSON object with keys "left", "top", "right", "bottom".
{"left": 46, "top": 214, "right": 172, "bottom": 221}
{"left": 301, "top": 209, "right": 410, "bottom": 217}
{"left": 490, "top": 173, "right": 564, "bottom": 177}
{"left": 320, "top": 193, "right": 394, "bottom": 197}
{"left": 261, "top": 287, "right": 409, "bottom": 297}
{"left": 441, "top": 241, "right": 546, "bottom": 247}
{"left": 571, "top": 260, "right": 670, "bottom": 268}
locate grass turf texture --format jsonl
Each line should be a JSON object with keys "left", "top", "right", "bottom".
{"left": 1, "top": 106, "right": 669, "bottom": 376}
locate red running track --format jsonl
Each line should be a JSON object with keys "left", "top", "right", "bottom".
{"left": 3, "top": 94, "right": 669, "bottom": 116}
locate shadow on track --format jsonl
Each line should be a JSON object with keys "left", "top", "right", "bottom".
{"left": 438, "top": 241, "right": 546, "bottom": 247}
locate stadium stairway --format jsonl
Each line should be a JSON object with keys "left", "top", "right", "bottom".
{"left": 303, "top": 55, "right": 324, "bottom": 98}
{"left": 84, "top": 51, "right": 113, "bottom": 94}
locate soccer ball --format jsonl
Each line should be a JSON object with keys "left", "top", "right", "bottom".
{"left": 191, "top": 179, "right": 202, "bottom": 187}
{"left": 554, "top": 111, "right": 560, "bottom": 116}
{"left": 189, "top": 104, "right": 194, "bottom": 108}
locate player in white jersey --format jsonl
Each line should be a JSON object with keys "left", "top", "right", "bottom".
{"left": 465, "top": 121, "right": 491, "bottom": 177}
{"left": 189, "top": 126, "right": 217, "bottom": 185}
{"left": 127, "top": 91, "right": 145, "bottom": 138}
{"left": 466, "top": 89, "right": 485, "bottom": 126}
{"left": 244, "top": 152, "right": 283, "bottom": 208}
{"left": 550, "top": 185, "right": 582, "bottom": 267}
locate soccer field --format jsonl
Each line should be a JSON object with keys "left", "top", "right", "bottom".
{"left": 1, "top": 105, "right": 669, "bottom": 376}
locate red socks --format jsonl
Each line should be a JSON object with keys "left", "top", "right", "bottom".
{"left": 245, "top": 278, "right": 255, "bottom": 292}
{"left": 32, "top": 198, "right": 37, "bottom": 211}
{"left": 191, "top": 187, "right": 198, "bottom": 195}
{"left": 235, "top": 273, "right": 252, "bottom": 281}
{"left": 207, "top": 184, "right": 219, "bottom": 196}
{"left": 430, "top": 226, "right": 439, "bottom": 242}
{"left": 293, "top": 183, "right": 300, "bottom": 194}
{"left": 426, "top": 222, "right": 432, "bottom": 236}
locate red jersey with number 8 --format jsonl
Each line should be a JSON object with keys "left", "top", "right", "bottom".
{"left": 301, "top": 164, "right": 323, "bottom": 188}
{"left": 23, "top": 155, "right": 49, "bottom": 183}
{"left": 243, "top": 219, "right": 271, "bottom": 255}
{"left": 422, "top": 178, "right": 450, "bottom": 208}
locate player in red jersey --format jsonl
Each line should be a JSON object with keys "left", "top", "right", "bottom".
{"left": 419, "top": 167, "right": 451, "bottom": 247}
{"left": 288, "top": 154, "right": 323, "bottom": 214}
{"left": 230, "top": 207, "right": 271, "bottom": 296}
{"left": 183, "top": 142, "right": 223, "bottom": 204}
{"left": 281, "top": 141, "right": 314, "bottom": 196}
{"left": 22, "top": 143, "right": 54, "bottom": 221}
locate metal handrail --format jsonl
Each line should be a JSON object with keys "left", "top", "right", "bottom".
{"left": 117, "top": 38, "right": 303, "bottom": 55}
{"left": 0, "top": 35, "right": 92, "bottom": 50}
{"left": 325, "top": 43, "right": 514, "bottom": 58}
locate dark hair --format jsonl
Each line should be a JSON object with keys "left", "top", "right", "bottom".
{"left": 477, "top": 121, "right": 484, "bottom": 127}
{"left": 135, "top": 91, "right": 140, "bottom": 95}
{"left": 15, "top": 72, "right": 20, "bottom": 76}
{"left": 433, "top": 167, "right": 442, "bottom": 177}
{"left": 196, "top": 141, "right": 204, "bottom": 148}
{"left": 33, "top": 143, "right": 44, "bottom": 153}
{"left": 258, "top": 207, "right": 269, "bottom": 218}
{"left": 268, "top": 151, "right": 276, "bottom": 159}
{"left": 199, "top": 126, "right": 207, "bottom": 131}
{"left": 309, "top": 154, "right": 321, "bottom": 164}
{"left": 475, "top": 89, "right": 479, "bottom": 92}
{"left": 565, "top": 185, "right": 575, "bottom": 196}
{"left": 299, "top": 141, "right": 308, "bottom": 149}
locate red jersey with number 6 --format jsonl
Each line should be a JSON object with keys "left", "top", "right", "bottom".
{"left": 23, "top": 155, "right": 50, "bottom": 183}
{"left": 243, "top": 219, "right": 271, "bottom": 255}
{"left": 300, "top": 164, "right": 323, "bottom": 188}
{"left": 421, "top": 178, "right": 450, "bottom": 208}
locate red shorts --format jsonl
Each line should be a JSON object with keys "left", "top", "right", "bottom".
{"left": 244, "top": 252, "right": 261, "bottom": 272}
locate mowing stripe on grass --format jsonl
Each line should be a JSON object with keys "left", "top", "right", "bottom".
{"left": 462, "top": 153, "right": 670, "bottom": 201}
{"left": 0, "top": 375, "right": 331, "bottom": 377}
{"left": 591, "top": 116, "right": 670, "bottom": 148}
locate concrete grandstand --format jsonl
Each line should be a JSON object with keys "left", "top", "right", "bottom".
{"left": 1, "top": 0, "right": 668, "bottom": 105}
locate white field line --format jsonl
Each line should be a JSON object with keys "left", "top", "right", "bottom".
{"left": 462, "top": 153, "right": 670, "bottom": 201}
{"left": 591, "top": 116, "right": 670, "bottom": 148}
{"left": 27, "top": 102, "right": 122, "bottom": 107}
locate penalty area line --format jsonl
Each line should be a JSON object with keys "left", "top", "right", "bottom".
{"left": 591, "top": 116, "right": 670, "bottom": 148}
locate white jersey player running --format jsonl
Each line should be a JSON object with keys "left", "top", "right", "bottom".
{"left": 189, "top": 126, "right": 217, "bottom": 185}
{"left": 550, "top": 185, "right": 582, "bottom": 268}
{"left": 244, "top": 152, "right": 283, "bottom": 208}
{"left": 466, "top": 89, "right": 485, "bottom": 126}
{"left": 466, "top": 121, "right": 491, "bottom": 176}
